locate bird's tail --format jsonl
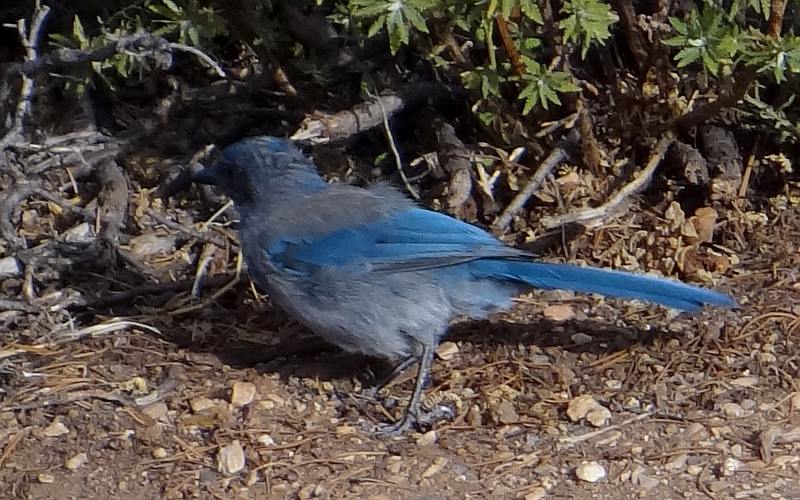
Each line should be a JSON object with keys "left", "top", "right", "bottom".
{"left": 471, "top": 260, "right": 735, "bottom": 312}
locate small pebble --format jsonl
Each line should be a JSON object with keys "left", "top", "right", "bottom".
{"left": 567, "top": 395, "right": 606, "bottom": 423}
{"left": 416, "top": 430, "right": 437, "bottom": 447}
{"left": 497, "top": 400, "right": 518, "bottom": 424}
{"left": 435, "top": 341, "right": 459, "bottom": 360}
{"left": 570, "top": 333, "right": 593, "bottom": 345}
{"left": 230, "top": 381, "right": 257, "bottom": 407}
{"left": 543, "top": 304, "right": 575, "bottom": 322}
{"left": 190, "top": 396, "right": 217, "bottom": 413}
{"left": 0, "top": 256, "right": 21, "bottom": 278}
{"left": 686, "top": 464, "right": 703, "bottom": 475}
{"left": 245, "top": 469, "right": 259, "bottom": 487}
{"left": 37, "top": 473, "right": 55, "bottom": 483}
{"left": 791, "top": 393, "right": 800, "bottom": 411}
{"left": 722, "top": 402, "right": 744, "bottom": 418}
{"left": 142, "top": 402, "right": 168, "bottom": 420}
{"left": 42, "top": 421, "right": 69, "bottom": 437}
{"left": 421, "top": 456, "right": 448, "bottom": 479}
{"left": 152, "top": 447, "right": 168, "bottom": 459}
{"left": 586, "top": 407, "right": 611, "bottom": 427}
{"left": 723, "top": 457, "right": 745, "bottom": 476}
{"left": 217, "top": 440, "right": 245, "bottom": 474}
{"left": 575, "top": 461, "right": 606, "bottom": 482}
{"left": 298, "top": 483, "right": 317, "bottom": 499}
{"left": 65, "top": 452, "right": 88, "bottom": 470}
{"left": 730, "top": 376, "right": 757, "bottom": 388}
{"left": 524, "top": 487, "right": 547, "bottom": 500}
{"left": 257, "top": 434, "right": 275, "bottom": 446}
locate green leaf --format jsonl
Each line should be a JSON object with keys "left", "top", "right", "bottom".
{"left": 559, "top": 0, "right": 618, "bottom": 59}
{"left": 73, "top": 16, "right": 88, "bottom": 48}
{"left": 519, "top": 0, "right": 543, "bottom": 23}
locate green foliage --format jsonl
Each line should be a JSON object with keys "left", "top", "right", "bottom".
{"left": 49, "top": 16, "right": 139, "bottom": 94}
{"left": 559, "top": 0, "right": 618, "bottom": 59}
{"left": 741, "top": 31, "right": 800, "bottom": 83}
{"left": 149, "top": 0, "right": 228, "bottom": 46}
{"left": 48, "top": 0, "right": 226, "bottom": 95}
{"left": 351, "top": 0, "right": 588, "bottom": 116}
{"left": 350, "top": 0, "right": 438, "bottom": 53}
{"left": 516, "top": 58, "right": 579, "bottom": 112}
{"left": 663, "top": 7, "right": 738, "bottom": 76}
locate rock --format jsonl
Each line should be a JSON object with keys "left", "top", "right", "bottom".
{"left": 497, "top": 400, "right": 518, "bottom": 424}
{"left": 567, "top": 395, "right": 607, "bottom": 423}
{"left": 524, "top": 487, "right": 547, "bottom": 500}
{"left": 416, "top": 430, "right": 437, "bottom": 447}
{"left": 791, "top": 393, "right": 800, "bottom": 411}
{"left": 142, "top": 402, "right": 169, "bottom": 420}
{"left": 128, "top": 232, "right": 177, "bottom": 257}
{"left": 722, "top": 457, "right": 745, "bottom": 476}
{"left": 435, "top": 341, "right": 459, "bottom": 361}
{"left": 190, "top": 396, "right": 217, "bottom": 413}
{"left": 421, "top": 456, "right": 448, "bottom": 479}
{"left": 730, "top": 376, "right": 757, "bottom": 388}
{"left": 62, "top": 222, "right": 95, "bottom": 243}
{"left": 586, "top": 407, "right": 611, "bottom": 427}
{"left": 721, "top": 402, "right": 744, "bottom": 418}
{"left": 570, "top": 333, "right": 593, "bottom": 345}
{"left": 686, "top": 464, "right": 703, "bottom": 475}
{"left": 543, "top": 305, "right": 575, "bottom": 322}
{"left": 230, "top": 381, "right": 257, "bottom": 407}
{"left": 245, "top": 470, "right": 259, "bottom": 487}
{"left": 0, "top": 256, "right": 21, "bottom": 279}
{"left": 298, "top": 483, "right": 317, "bottom": 499}
{"left": 257, "top": 434, "right": 275, "bottom": 446}
{"left": 575, "top": 461, "right": 606, "bottom": 482}
{"left": 37, "top": 472, "right": 55, "bottom": 483}
{"left": 217, "top": 440, "right": 245, "bottom": 474}
{"left": 152, "top": 447, "right": 168, "bottom": 459}
{"left": 65, "top": 452, "right": 88, "bottom": 470}
{"left": 43, "top": 421, "right": 69, "bottom": 437}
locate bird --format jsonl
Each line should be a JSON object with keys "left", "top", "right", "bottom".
{"left": 192, "top": 136, "right": 736, "bottom": 434}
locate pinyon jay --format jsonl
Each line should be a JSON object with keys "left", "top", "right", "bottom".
{"left": 193, "top": 136, "right": 735, "bottom": 433}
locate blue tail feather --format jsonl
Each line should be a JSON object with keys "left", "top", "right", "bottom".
{"left": 471, "top": 260, "right": 736, "bottom": 312}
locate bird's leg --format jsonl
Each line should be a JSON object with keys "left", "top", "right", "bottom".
{"left": 363, "top": 355, "right": 417, "bottom": 399}
{"left": 376, "top": 344, "right": 452, "bottom": 435}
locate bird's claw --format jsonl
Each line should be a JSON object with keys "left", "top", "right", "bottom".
{"left": 374, "top": 405, "right": 455, "bottom": 437}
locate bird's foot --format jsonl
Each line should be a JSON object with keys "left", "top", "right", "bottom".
{"left": 374, "top": 405, "right": 455, "bottom": 437}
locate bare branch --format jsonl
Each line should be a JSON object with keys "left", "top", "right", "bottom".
{"left": 1, "top": 2, "right": 51, "bottom": 146}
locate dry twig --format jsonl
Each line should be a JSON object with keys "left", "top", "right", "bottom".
{"left": 494, "top": 129, "right": 578, "bottom": 230}
{"left": 542, "top": 133, "right": 675, "bottom": 228}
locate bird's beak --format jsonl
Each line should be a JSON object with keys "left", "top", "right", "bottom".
{"left": 191, "top": 162, "right": 223, "bottom": 185}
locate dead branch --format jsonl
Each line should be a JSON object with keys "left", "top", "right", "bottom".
{"left": 493, "top": 129, "right": 579, "bottom": 230}
{"left": 77, "top": 273, "right": 235, "bottom": 309}
{"left": 1, "top": 1, "right": 51, "bottom": 146}
{"left": 291, "top": 83, "right": 465, "bottom": 144}
{"left": 5, "top": 31, "right": 224, "bottom": 81}
{"left": 434, "top": 121, "right": 473, "bottom": 217}
{"left": 542, "top": 133, "right": 675, "bottom": 228}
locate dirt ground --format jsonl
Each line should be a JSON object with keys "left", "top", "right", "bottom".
{"left": 1, "top": 175, "right": 800, "bottom": 500}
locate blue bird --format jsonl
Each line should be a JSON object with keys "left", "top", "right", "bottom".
{"left": 193, "top": 136, "right": 735, "bottom": 433}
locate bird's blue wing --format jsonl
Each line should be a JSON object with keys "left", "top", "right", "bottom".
{"left": 266, "top": 208, "right": 526, "bottom": 273}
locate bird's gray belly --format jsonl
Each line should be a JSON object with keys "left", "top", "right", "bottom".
{"left": 252, "top": 265, "right": 454, "bottom": 361}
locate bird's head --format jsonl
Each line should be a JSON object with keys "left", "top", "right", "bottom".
{"left": 193, "top": 136, "right": 327, "bottom": 209}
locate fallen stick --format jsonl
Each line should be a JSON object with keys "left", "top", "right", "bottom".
{"left": 541, "top": 133, "right": 674, "bottom": 228}
{"left": 493, "top": 129, "right": 578, "bottom": 230}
